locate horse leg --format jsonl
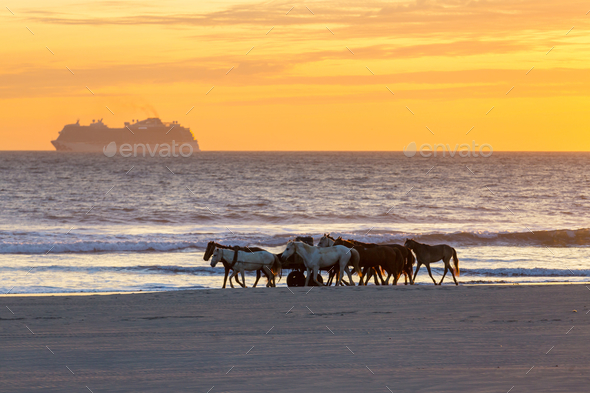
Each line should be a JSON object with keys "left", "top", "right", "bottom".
{"left": 384, "top": 272, "right": 392, "bottom": 285}
{"left": 252, "top": 270, "right": 261, "bottom": 288}
{"left": 304, "top": 268, "right": 312, "bottom": 287}
{"left": 336, "top": 264, "right": 343, "bottom": 286}
{"left": 268, "top": 266, "right": 276, "bottom": 287}
{"left": 372, "top": 268, "right": 381, "bottom": 285}
{"left": 359, "top": 267, "right": 368, "bottom": 286}
{"left": 363, "top": 267, "right": 372, "bottom": 285}
{"left": 369, "top": 267, "right": 379, "bottom": 285}
{"left": 230, "top": 270, "right": 242, "bottom": 288}
{"left": 375, "top": 267, "right": 387, "bottom": 285}
{"left": 412, "top": 263, "right": 421, "bottom": 283}
{"left": 231, "top": 270, "right": 241, "bottom": 288}
{"left": 336, "top": 261, "right": 346, "bottom": 286}
{"left": 313, "top": 267, "right": 323, "bottom": 286}
{"left": 326, "top": 270, "right": 334, "bottom": 286}
{"left": 262, "top": 267, "right": 272, "bottom": 287}
{"left": 365, "top": 266, "right": 373, "bottom": 286}
{"left": 366, "top": 267, "right": 374, "bottom": 286}
{"left": 439, "top": 265, "right": 449, "bottom": 285}
{"left": 223, "top": 266, "right": 230, "bottom": 288}
{"left": 344, "top": 266, "right": 354, "bottom": 286}
{"left": 425, "top": 264, "right": 437, "bottom": 285}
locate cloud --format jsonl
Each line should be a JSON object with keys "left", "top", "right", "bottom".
{"left": 24, "top": 0, "right": 587, "bottom": 34}
{"left": 1, "top": 57, "right": 588, "bottom": 101}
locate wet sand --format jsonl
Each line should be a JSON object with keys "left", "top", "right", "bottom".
{"left": 1, "top": 284, "right": 589, "bottom": 392}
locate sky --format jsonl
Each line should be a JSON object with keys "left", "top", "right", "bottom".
{"left": 1, "top": 0, "right": 589, "bottom": 151}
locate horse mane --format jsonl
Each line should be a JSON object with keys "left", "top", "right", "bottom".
{"left": 292, "top": 240, "right": 314, "bottom": 252}
{"left": 321, "top": 233, "right": 337, "bottom": 241}
{"left": 210, "top": 242, "right": 264, "bottom": 252}
{"left": 405, "top": 238, "right": 422, "bottom": 247}
{"left": 295, "top": 236, "right": 314, "bottom": 246}
{"left": 334, "top": 238, "right": 355, "bottom": 248}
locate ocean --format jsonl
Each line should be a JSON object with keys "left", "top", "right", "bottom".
{"left": 1, "top": 151, "right": 589, "bottom": 293}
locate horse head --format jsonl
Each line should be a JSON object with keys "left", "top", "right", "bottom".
{"left": 281, "top": 240, "right": 296, "bottom": 261}
{"left": 404, "top": 238, "right": 415, "bottom": 248}
{"left": 203, "top": 241, "right": 216, "bottom": 261}
{"left": 318, "top": 234, "right": 332, "bottom": 247}
{"left": 210, "top": 248, "right": 222, "bottom": 267}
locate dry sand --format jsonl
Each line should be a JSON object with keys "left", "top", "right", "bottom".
{"left": 2, "top": 284, "right": 590, "bottom": 392}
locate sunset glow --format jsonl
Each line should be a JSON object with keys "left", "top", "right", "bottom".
{"left": 1, "top": 0, "right": 589, "bottom": 151}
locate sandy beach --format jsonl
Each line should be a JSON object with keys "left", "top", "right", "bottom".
{"left": 1, "top": 284, "right": 589, "bottom": 392}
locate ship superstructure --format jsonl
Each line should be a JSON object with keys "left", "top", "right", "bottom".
{"left": 51, "top": 118, "right": 200, "bottom": 152}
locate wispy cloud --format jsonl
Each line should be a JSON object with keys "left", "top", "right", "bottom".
{"left": 3, "top": 0, "right": 590, "bottom": 150}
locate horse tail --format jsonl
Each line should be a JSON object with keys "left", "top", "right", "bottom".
{"left": 273, "top": 254, "right": 282, "bottom": 280}
{"left": 406, "top": 249, "right": 415, "bottom": 283}
{"left": 452, "top": 248, "right": 459, "bottom": 276}
{"left": 407, "top": 249, "right": 415, "bottom": 268}
{"left": 350, "top": 248, "right": 363, "bottom": 278}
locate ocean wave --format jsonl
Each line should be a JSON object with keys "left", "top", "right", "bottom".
{"left": 0, "top": 264, "right": 221, "bottom": 275}
{"left": 3, "top": 264, "right": 590, "bottom": 279}
{"left": 331, "top": 228, "right": 590, "bottom": 247}
{"left": 2, "top": 264, "right": 590, "bottom": 278}
{"left": 0, "top": 228, "right": 588, "bottom": 254}
{"left": 452, "top": 267, "right": 590, "bottom": 277}
{"left": 0, "top": 240, "right": 201, "bottom": 254}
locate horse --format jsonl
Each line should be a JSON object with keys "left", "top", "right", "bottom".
{"left": 344, "top": 238, "right": 415, "bottom": 285}
{"left": 281, "top": 241, "right": 362, "bottom": 286}
{"left": 203, "top": 241, "right": 272, "bottom": 288}
{"left": 333, "top": 238, "right": 405, "bottom": 285}
{"left": 319, "top": 234, "right": 415, "bottom": 285}
{"left": 404, "top": 239, "right": 460, "bottom": 285}
{"left": 316, "top": 234, "right": 356, "bottom": 286}
{"left": 211, "top": 248, "right": 282, "bottom": 288}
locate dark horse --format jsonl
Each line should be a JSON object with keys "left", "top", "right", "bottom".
{"left": 344, "top": 238, "right": 415, "bottom": 285}
{"left": 334, "top": 238, "right": 405, "bottom": 285}
{"left": 204, "top": 241, "right": 272, "bottom": 288}
{"left": 404, "top": 239, "right": 460, "bottom": 285}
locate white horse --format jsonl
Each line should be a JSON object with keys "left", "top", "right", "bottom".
{"left": 211, "top": 248, "right": 281, "bottom": 288}
{"left": 281, "top": 241, "right": 362, "bottom": 286}
{"left": 317, "top": 234, "right": 355, "bottom": 286}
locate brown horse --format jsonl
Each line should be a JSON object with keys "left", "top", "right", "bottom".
{"left": 404, "top": 239, "right": 460, "bottom": 285}
{"left": 203, "top": 241, "right": 272, "bottom": 288}
{"left": 344, "top": 238, "right": 415, "bottom": 285}
{"left": 319, "top": 234, "right": 415, "bottom": 285}
{"left": 333, "top": 238, "right": 405, "bottom": 285}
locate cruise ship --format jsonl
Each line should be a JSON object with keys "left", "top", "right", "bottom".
{"left": 51, "top": 118, "right": 200, "bottom": 152}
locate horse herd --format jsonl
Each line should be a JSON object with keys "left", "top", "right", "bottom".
{"left": 204, "top": 234, "right": 460, "bottom": 288}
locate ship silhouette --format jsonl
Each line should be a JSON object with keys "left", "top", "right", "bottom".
{"left": 51, "top": 118, "right": 200, "bottom": 152}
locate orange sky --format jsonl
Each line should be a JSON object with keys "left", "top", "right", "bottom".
{"left": 1, "top": 0, "right": 589, "bottom": 151}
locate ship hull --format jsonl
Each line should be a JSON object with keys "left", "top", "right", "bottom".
{"left": 51, "top": 140, "right": 200, "bottom": 153}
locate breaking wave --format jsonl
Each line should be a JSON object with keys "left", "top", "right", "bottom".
{"left": 1, "top": 228, "right": 588, "bottom": 254}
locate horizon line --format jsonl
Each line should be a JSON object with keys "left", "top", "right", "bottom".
{"left": 2, "top": 150, "right": 590, "bottom": 153}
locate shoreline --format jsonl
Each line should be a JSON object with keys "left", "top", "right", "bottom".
{"left": 1, "top": 281, "right": 587, "bottom": 297}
